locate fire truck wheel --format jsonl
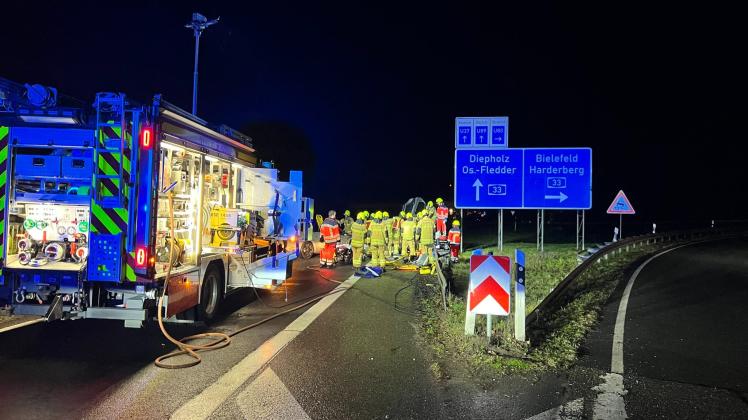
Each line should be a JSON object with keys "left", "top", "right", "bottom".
{"left": 199, "top": 266, "right": 224, "bottom": 322}
{"left": 300, "top": 241, "right": 315, "bottom": 259}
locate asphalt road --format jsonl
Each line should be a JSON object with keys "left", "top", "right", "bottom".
{"left": 579, "top": 237, "right": 748, "bottom": 419}
{"left": 2, "top": 238, "right": 746, "bottom": 419}
{"left": 621, "top": 238, "right": 748, "bottom": 419}
{"left": 0, "top": 258, "right": 348, "bottom": 419}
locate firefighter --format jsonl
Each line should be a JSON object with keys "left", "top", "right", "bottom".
{"left": 342, "top": 210, "right": 354, "bottom": 243}
{"left": 351, "top": 212, "right": 367, "bottom": 269}
{"left": 319, "top": 210, "right": 341, "bottom": 268}
{"left": 435, "top": 198, "right": 449, "bottom": 237}
{"left": 368, "top": 211, "right": 387, "bottom": 268}
{"left": 401, "top": 212, "right": 417, "bottom": 261}
{"left": 382, "top": 211, "right": 392, "bottom": 257}
{"left": 426, "top": 200, "right": 435, "bottom": 218}
{"left": 363, "top": 210, "right": 372, "bottom": 256}
{"left": 417, "top": 209, "right": 435, "bottom": 264}
{"left": 448, "top": 220, "right": 462, "bottom": 262}
{"left": 390, "top": 211, "right": 403, "bottom": 256}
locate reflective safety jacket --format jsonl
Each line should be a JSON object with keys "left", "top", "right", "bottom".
{"left": 343, "top": 216, "right": 354, "bottom": 235}
{"left": 384, "top": 218, "right": 393, "bottom": 238}
{"left": 351, "top": 222, "right": 367, "bottom": 247}
{"left": 320, "top": 218, "right": 340, "bottom": 244}
{"left": 417, "top": 216, "right": 435, "bottom": 245}
{"left": 448, "top": 227, "right": 461, "bottom": 245}
{"left": 391, "top": 216, "right": 402, "bottom": 237}
{"left": 368, "top": 221, "right": 387, "bottom": 246}
{"left": 401, "top": 220, "right": 416, "bottom": 240}
{"left": 436, "top": 205, "right": 449, "bottom": 221}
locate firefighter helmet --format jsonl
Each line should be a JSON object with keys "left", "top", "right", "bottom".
{"left": 452, "top": 220, "right": 460, "bottom": 227}
{"left": 436, "top": 197, "right": 444, "bottom": 204}
{"left": 344, "top": 210, "right": 351, "bottom": 216}
{"left": 382, "top": 211, "right": 389, "bottom": 218}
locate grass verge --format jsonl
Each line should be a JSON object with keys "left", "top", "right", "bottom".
{"left": 419, "top": 241, "right": 660, "bottom": 380}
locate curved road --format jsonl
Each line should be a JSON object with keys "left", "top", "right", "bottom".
{"left": 619, "top": 238, "right": 748, "bottom": 418}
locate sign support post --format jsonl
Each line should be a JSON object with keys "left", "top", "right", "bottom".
{"left": 486, "top": 314, "right": 492, "bottom": 339}
{"left": 498, "top": 210, "right": 504, "bottom": 252}
{"left": 460, "top": 209, "right": 464, "bottom": 254}
{"left": 582, "top": 210, "right": 585, "bottom": 250}
{"left": 464, "top": 293, "right": 476, "bottom": 336}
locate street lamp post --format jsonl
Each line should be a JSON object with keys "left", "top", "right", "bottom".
{"left": 185, "top": 12, "right": 219, "bottom": 116}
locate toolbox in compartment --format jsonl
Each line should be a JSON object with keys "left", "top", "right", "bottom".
{"left": 15, "top": 155, "right": 62, "bottom": 178}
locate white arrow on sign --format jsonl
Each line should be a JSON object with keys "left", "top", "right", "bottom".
{"left": 473, "top": 179, "right": 483, "bottom": 201}
{"left": 544, "top": 192, "right": 568, "bottom": 203}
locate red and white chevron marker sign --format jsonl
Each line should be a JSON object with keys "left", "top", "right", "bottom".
{"left": 469, "top": 255, "right": 511, "bottom": 315}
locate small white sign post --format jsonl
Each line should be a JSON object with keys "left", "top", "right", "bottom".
{"left": 514, "top": 249, "right": 526, "bottom": 341}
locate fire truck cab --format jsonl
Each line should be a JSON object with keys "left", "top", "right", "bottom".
{"left": 1, "top": 78, "right": 303, "bottom": 327}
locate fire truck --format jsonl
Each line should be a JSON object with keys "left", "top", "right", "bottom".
{"left": 0, "top": 78, "right": 311, "bottom": 328}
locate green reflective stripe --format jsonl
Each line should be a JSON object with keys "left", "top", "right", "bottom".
{"left": 98, "top": 156, "right": 118, "bottom": 175}
{"left": 125, "top": 264, "right": 136, "bottom": 282}
{"left": 91, "top": 205, "right": 122, "bottom": 235}
{"left": 114, "top": 207, "right": 128, "bottom": 221}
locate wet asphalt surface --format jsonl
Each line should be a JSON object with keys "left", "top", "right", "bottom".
{"left": 1, "top": 238, "right": 747, "bottom": 419}
{"left": 579, "top": 237, "right": 748, "bottom": 419}
{"left": 0, "top": 258, "right": 346, "bottom": 419}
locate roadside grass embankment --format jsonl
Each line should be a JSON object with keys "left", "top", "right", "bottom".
{"left": 419, "top": 241, "right": 659, "bottom": 380}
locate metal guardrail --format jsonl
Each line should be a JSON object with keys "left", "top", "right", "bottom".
{"left": 526, "top": 228, "right": 747, "bottom": 328}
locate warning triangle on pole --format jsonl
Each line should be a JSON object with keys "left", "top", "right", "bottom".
{"left": 607, "top": 190, "right": 636, "bottom": 214}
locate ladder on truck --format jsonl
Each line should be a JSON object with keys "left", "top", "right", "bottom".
{"left": 89, "top": 93, "right": 138, "bottom": 282}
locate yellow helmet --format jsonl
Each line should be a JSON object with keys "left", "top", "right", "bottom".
{"left": 374, "top": 211, "right": 383, "bottom": 219}
{"left": 427, "top": 200, "right": 433, "bottom": 207}
{"left": 452, "top": 220, "right": 460, "bottom": 227}
{"left": 400, "top": 211, "right": 406, "bottom": 218}
{"left": 362, "top": 210, "right": 370, "bottom": 218}
{"left": 406, "top": 212, "right": 413, "bottom": 219}
{"left": 382, "top": 211, "right": 389, "bottom": 218}
{"left": 417, "top": 210, "right": 424, "bottom": 218}
{"left": 344, "top": 210, "right": 351, "bottom": 216}
{"left": 357, "top": 212, "right": 365, "bottom": 220}
{"left": 436, "top": 198, "right": 444, "bottom": 204}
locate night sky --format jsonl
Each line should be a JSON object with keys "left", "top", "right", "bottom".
{"left": 4, "top": 1, "right": 745, "bottom": 226}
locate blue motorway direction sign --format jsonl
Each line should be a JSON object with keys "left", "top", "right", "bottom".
{"left": 455, "top": 117, "right": 509, "bottom": 148}
{"left": 454, "top": 148, "right": 592, "bottom": 210}
{"left": 523, "top": 148, "right": 592, "bottom": 209}
{"left": 454, "top": 149, "right": 523, "bottom": 208}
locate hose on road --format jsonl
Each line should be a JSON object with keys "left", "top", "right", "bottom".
{"left": 155, "top": 192, "right": 349, "bottom": 369}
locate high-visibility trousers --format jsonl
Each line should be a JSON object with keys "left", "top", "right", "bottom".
{"left": 320, "top": 243, "right": 336, "bottom": 265}
{"left": 436, "top": 219, "right": 447, "bottom": 236}
{"left": 449, "top": 244, "right": 460, "bottom": 259}
{"left": 419, "top": 243, "right": 435, "bottom": 263}
{"left": 402, "top": 239, "right": 416, "bottom": 257}
{"left": 352, "top": 244, "right": 364, "bottom": 268}
{"left": 369, "top": 244, "right": 386, "bottom": 267}
{"left": 390, "top": 234, "right": 400, "bottom": 255}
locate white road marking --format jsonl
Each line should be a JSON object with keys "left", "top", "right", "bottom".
{"left": 235, "top": 368, "right": 310, "bottom": 419}
{"left": 595, "top": 243, "right": 691, "bottom": 419}
{"left": 525, "top": 398, "right": 584, "bottom": 420}
{"left": 611, "top": 245, "right": 686, "bottom": 374}
{"left": 171, "top": 275, "right": 359, "bottom": 420}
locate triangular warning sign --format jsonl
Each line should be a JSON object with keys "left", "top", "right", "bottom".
{"left": 607, "top": 190, "right": 635, "bottom": 214}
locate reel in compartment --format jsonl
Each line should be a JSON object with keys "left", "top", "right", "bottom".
{"left": 72, "top": 245, "right": 89, "bottom": 263}
{"left": 18, "top": 251, "right": 34, "bottom": 265}
{"left": 18, "top": 238, "right": 38, "bottom": 253}
{"left": 43, "top": 242, "right": 66, "bottom": 262}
